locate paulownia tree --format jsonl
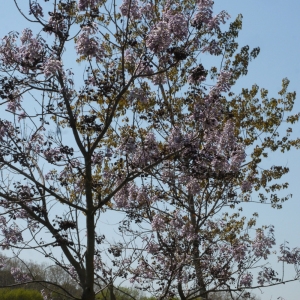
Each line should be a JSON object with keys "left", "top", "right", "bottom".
{"left": 0, "top": 0, "right": 299, "bottom": 300}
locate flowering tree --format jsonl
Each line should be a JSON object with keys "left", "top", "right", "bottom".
{"left": 0, "top": 0, "right": 299, "bottom": 300}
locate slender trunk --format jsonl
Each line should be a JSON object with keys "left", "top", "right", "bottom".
{"left": 188, "top": 194, "right": 208, "bottom": 300}
{"left": 109, "top": 283, "right": 117, "bottom": 300}
{"left": 83, "top": 156, "right": 95, "bottom": 300}
{"left": 178, "top": 282, "right": 186, "bottom": 300}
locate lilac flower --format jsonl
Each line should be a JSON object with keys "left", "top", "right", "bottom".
{"left": 240, "top": 272, "right": 253, "bottom": 287}
{"left": 146, "top": 241, "right": 160, "bottom": 254}
{"left": 29, "top": 1, "right": 44, "bottom": 17}
{"left": 48, "top": 15, "right": 67, "bottom": 35}
{"left": 41, "top": 289, "right": 50, "bottom": 300}
{"left": 43, "top": 147, "right": 64, "bottom": 163}
{"left": 18, "top": 29, "right": 45, "bottom": 73}
{"left": 278, "top": 244, "right": 300, "bottom": 264}
{"left": 146, "top": 22, "right": 172, "bottom": 53}
{"left": 167, "top": 13, "right": 188, "bottom": 41}
{"left": 120, "top": 0, "right": 141, "bottom": 19}
{"left": 68, "top": 265, "right": 79, "bottom": 282}
{"left": 241, "top": 180, "right": 252, "bottom": 192}
{"left": 257, "top": 267, "right": 278, "bottom": 285}
{"left": 1, "top": 225, "right": 23, "bottom": 249}
{"left": 191, "top": 0, "right": 213, "bottom": 28}
{"left": 139, "top": 3, "right": 154, "bottom": 19}
{"left": 78, "top": 0, "right": 101, "bottom": 11}
{"left": 7, "top": 94, "right": 22, "bottom": 113}
{"left": 211, "top": 70, "right": 232, "bottom": 94}
{"left": 202, "top": 39, "right": 222, "bottom": 55}
{"left": 192, "top": 0, "right": 230, "bottom": 32}
{"left": 75, "top": 25, "right": 105, "bottom": 62}
{"left": 151, "top": 73, "right": 167, "bottom": 85}
{"left": 151, "top": 214, "right": 166, "bottom": 231}
{"left": 43, "top": 59, "right": 63, "bottom": 78}
{"left": 207, "top": 11, "right": 230, "bottom": 30}
{"left": 232, "top": 243, "right": 247, "bottom": 262}
{"left": 124, "top": 49, "right": 136, "bottom": 64}
{"left": 11, "top": 267, "right": 32, "bottom": 283}
{"left": 128, "top": 87, "right": 149, "bottom": 103}
{"left": 136, "top": 61, "right": 153, "bottom": 76}
{"left": 186, "top": 178, "right": 201, "bottom": 195}
{"left": 132, "top": 132, "right": 160, "bottom": 166}
{"left": 252, "top": 227, "right": 275, "bottom": 259}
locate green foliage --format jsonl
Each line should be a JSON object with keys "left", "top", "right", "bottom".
{"left": 0, "top": 288, "right": 43, "bottom": 300}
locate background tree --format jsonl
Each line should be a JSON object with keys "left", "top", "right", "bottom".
{"left": 0, "top": 1, "right": 299, "bottom": 300}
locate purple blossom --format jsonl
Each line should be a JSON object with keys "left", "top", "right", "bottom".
{"left": 41, "top": 289, "right": 50, "bottom": 300}
{"left": 120, "top": 0, "right": 141, "bottom": 19}
{"left": 207, "top": 11, "right": 230, "bottom": 30}
{"left": 43, "top": 147, "right": 64, "bottom": 163}
{"left": 11, "top": 267, "right": 32, "bottom": 283}
{"left": 186, "top": 178, "right": 201, "bottom": 195}
{"left": 211, "top": 70, "right": 232, "bottom": 94}
{"left": 7, "top": 94, "right": 22, "bottom": 113}
{"left": 146, "top": 21, "right": 172, "bottom": 53}
{"left": 240, "top": 272, "right": 253, "bottom": 287}
{"left": 232, "top": 243, "right": 247, "bottom": 262}
{"left": 75, "top": 25, "right": 105, "bottom": 62}
{"left": 278, "top": 244, "right": 300, "bottom": 265}
{"left": 18, "top": 29, "right": 45, "bottom": 73}
{"left": 1, "top": 224, "right": 23, "bottom": 249}
{"left": 202, "top": 39, "right": 222, "bottom": 55}
{"left": 128, "top": 87, "right": 149, "bottom": 103}
{"left": 166, "top": 12, "right": 188, "bottom": 41}
{"left": 241, "top": 180, "right": 252, "bottom": 192}
{"left": 151, "top": 73, "right": 167, "bottom": 85}
{"left": 151, "top": 214, "right": 166, "bottom": 231}
{"left": 146, "top": 241, "right": 160, "bottom": 254}
{"left": 124, "top": 49, "right": 136, "bottom": 64}
{"left": 78, "top": 0, "right": 101, "bottom": 11}
{"left": 29, "top": 1, "right": 44, "bottom": 17}
{"left": 139, "top": 3, "right": 154, "bottom": 19}
{"left": 43, "top": 59, "right": 63, "bottom": 78}
{"left": 191, "top": 0, "right": 213, "bottom": 28}
{"left": 257, "top": 267, "right": 278, "bottom": 286}
{"left": 192, "top": 0, "right": 230, "bottom": 32}
{"left": 252, "top": 227, "right": 275, "bottom": 259}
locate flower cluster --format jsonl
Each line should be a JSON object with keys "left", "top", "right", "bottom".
{"left": 43, "top": 59, "right": 63, "bottom": 78}
{"left": 11, "top": 267, "right": 32, "bottom": 283}
{"left": 278, "top": 244, "right": 300, "bottom": 265}
{"left": 192, "top": 0, "right": 230, "bottom": 32}
{"left": 1, "top": 224, "right": 23, "bottom": 249}
{"left": 75, "top": 25, "right": 105, "bottom": 62}
{"left": 252, "top": 227, "right": 275, "bottom": 259}
{"left": 78, "top": 0, "right": 101, "bottom": 11}
{"left": 146, "top": 21, "right": 172, "bottom": 53}
{"left": 240, "top": 273, "right": 253, "bottom": 287}
{"left": 120, "top": 0, "right": 141, "bottom": 19}
{"left": 29, "top": 1, "right": 44, "bottom": 17}
{"left": 164, "top": 11, "right": 188, "bottom": 41}
{"left": 202, "top": 39, "right": 222, "bottom": 55}
{"left": 0, "top": 29, "right": 45, "bottom": 73}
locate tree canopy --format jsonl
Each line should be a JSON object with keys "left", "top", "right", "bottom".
{"left": 0, "top": 1, "right": 299, "bottom": 300}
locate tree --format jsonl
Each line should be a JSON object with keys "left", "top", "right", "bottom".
{"left": 0, "top": 0, "right": 299, "bottom": 300}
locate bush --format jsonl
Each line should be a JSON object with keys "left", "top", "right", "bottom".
{"left": 0, "top": 288, "right": 43, "bottom": 300}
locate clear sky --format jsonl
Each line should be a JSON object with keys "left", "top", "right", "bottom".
{"left": 0, "top": 1, "right": 300, "bottom": 299}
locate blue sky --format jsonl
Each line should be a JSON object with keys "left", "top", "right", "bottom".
{"left": 0, "top": 1, "right": 300, "bottom": 299}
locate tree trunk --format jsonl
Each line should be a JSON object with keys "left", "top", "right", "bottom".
{"left": 188, "top": 194, "right": 208, "bottom": 300}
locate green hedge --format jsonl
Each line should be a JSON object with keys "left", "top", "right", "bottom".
{"left": 0, "top": 288, "right": 43, "bottom": 300}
